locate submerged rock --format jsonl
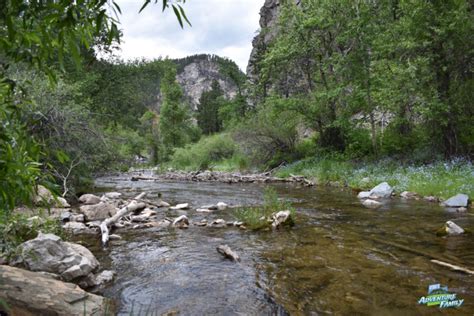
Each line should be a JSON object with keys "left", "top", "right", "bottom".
{"left": 216, "top": 244, "right": 240, "bottom": 262}
{"left": 17, "top": 233, "right": 99, "bottom": 282}
{"left": 208, "top": 219, "right": 226, "bottom": 227}
{"left": 362, "top": 199, "right": 382, "bottom": 209}
{"left": 442, "top": 194, "right": 469, "bottom": 207}
{"left": 0, "top": 265, "right": 113, "bottom": 315}
{"left": 368, "top": 182, "right": 393, "bottom": 199}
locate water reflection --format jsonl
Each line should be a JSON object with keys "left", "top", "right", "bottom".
{"left": 88, "top": 176, "right": 474, "bottom": 315}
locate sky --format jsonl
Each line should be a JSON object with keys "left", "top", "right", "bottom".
{"left": 115, "top": 0, "right": 265, "bottom": 71}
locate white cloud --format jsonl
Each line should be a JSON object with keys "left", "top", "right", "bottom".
{"left": 115, "top": 0, "right": 264, "bottom": 71}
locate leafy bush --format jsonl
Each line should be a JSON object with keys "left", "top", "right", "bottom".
{"left": 0, "top": 212, "right": 63, "bottom": 259}
{"left": 169, "top": 133, "right": 239, "bottom": 170}
{"left": 234, "top": 187, "right": 295, "bottom": 230}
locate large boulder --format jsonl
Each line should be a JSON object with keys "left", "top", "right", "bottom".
{"left": 18, "top": 232, "right": 99, "bottom": 282}
{"left": 0, "top": 265, "right": 113, "bottom": 315}
{"left": 368, "top": 182, "right": 393, "bottom": 198}
{"left": 79, "top": 202, "right": 117, "bottom": 221}
{"left": 33, "top": 185, "right": 70, "bottom": 208}
{"left": 442, "top": 194, "right": 469, "bottom": 207}
{"left": 78, "top": 193, "right": 101, "bottom": 205}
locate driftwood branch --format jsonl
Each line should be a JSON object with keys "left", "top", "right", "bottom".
{"left": 100, "top": 192, "right": 147, "bottom": 246}
{"left": 431, "top": 260, "right": 474, "bottom": 275}
{"left": 370, "top": 237, "right": 474, "bottom": 275}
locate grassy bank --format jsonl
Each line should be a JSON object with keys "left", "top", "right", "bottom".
{"left": 275, "top": 157, "right": 474, "bottom": 200}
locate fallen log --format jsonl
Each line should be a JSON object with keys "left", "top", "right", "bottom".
{"left": 100, "top": 192, "right": 147, "bottom": 246}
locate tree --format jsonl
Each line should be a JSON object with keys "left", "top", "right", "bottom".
{"left": 197, "top": 80, "right": 224, "bottom": 134}
{"left": 0, "top": 0, "right": 189, "bottom": 215}
{"left": 159, "top": 62, "right": 191, "bottom": 158}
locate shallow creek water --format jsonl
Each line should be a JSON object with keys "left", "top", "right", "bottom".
{"left": 81, "top": 175, "right": 474, "bottom": 315}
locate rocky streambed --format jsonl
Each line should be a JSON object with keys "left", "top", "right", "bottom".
{"left": 2, "top": 174, "right": 474, "bottom": 315}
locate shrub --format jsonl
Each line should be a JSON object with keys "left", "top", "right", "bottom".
{"left": 169, "top": 133, "right": 239, "bottom": 170}
{"left": 234, "top": 187, "right": 295, "bottom": 230}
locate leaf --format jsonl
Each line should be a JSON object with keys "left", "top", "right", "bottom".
{"left": 178, "top": 5, "right": 191, "bottom": 27}
{"left": 162, "top": 0, "right": 168, "bottom": 12}
{"left": 139, "top": 0, "right": 151, "bottom": 13}
{"left": 172, "top": 5, "right": 183, "bottom": 28}
{"left": 113, "top": 1, "right": 122, "bottom": 14}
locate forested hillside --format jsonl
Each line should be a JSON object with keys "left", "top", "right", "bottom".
{"left": 1, "top": 0, "right": 473, "bottom": 217}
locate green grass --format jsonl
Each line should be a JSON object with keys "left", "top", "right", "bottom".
{"left": 233, "top": 188, "right": 295, "bottom": 230}
{"left": 275, "top": 158, "right": 474, "bottom": 200}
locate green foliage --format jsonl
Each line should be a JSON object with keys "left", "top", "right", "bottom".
{"left": 234, "top": 187, "right": 295, "bottom": 230}
{"left": 159, "top": 62, "right": 192, "bottom": 159}
{"left": 0, "top": 212, "right": 63, "bottom": 258}
{"left": 253, "top": 0, "right": 473, "bottom": 159}
{"left": 197, "top": 80, "right": 224, "bottom": 134}
{"left": 169, "top": 133, "right": 239, "bottom": 171}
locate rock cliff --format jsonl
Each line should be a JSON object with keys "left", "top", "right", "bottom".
{"left": 175, "top": 55, "right": 240, "bottom": 110}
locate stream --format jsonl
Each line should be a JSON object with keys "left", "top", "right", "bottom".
{"left": 79, "top": 174, "right": 474, "bottom": 315}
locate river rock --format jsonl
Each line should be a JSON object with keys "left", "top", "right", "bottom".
{"left": 63, "top": 221, "right": 95, "bottom": 234}
{"left": 424, "top": 196, "right": 438, "bottom": 203}
{"left": 209, "top": 219, "right": 226, "bottom": 227}
{"left": 442, "top": 194, "right": 469, "bottom": 207}
{"left": 368, "top": 182, "right": 393, "bottom": 198}
{"left": 79, "top": 193, "right": 101, "bottom": 205}
{"left": 33, "top": 185, "right": 70, "bottom": 208}
{"left": 400, "top": 191, "right": 419, "bottom": 200}
{"left": 357, "top": 191, "right": 371, "bottom": 199}
{"left": 158, "top": 200, "right": 171, "bottom": 207}
{"left": 445, "top": 221, "right": 465, "bottom": 236}
{"left": 362, "top": 199, "right": 382, "bottom": 209}
{"left": 71, "top": 213, "right": 85, "bottom": 222}
{"left": 271, "top": 210, "right": 293, "bottom": 229}
{"left": 17, "top": 233, "right": 99, "bottom": 282}
{"left": 217, "top": 202, "right": 228, "bottom": 210}
{"left": 216, "top": 244, "right": 240, "bottom": 262}
{"left": 170, "top": 203, "right": 190, "bottom": 210}
{"left": 104, "top": 192, "right": 122, "bottom": 199}
{"left": 0, "top": 265, "right": 113, "bottom": 316}
{"left": 196, "top": 208, "right": 213, "bottom": 213}
{"left": 79, "top": 202, "right": 117, "bottom": 221}
{"left": 172, "top": 215, "right": 189, "bottom": 228}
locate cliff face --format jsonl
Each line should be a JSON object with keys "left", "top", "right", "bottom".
{"left": 176, "top": 56, "right": 238, "bottom": 111}
{"left": 246, "top": 0, "right": 300, "bottom": 83}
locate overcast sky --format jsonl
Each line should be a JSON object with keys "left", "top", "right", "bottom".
{"left": 115, "top": 0, "right": 265, "bottom": 71}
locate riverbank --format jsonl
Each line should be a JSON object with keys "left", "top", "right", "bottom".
{"left": 135, "top": 158, "right": 473, "bottom": 207}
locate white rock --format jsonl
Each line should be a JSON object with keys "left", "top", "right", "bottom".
{"left": 216, "top": 202, "right": 228, "bottom": 211}
{"left": 172, "top": 215, "right": 189, "bottom": 228}
{"left": 271, "top": 210, "right": 292, "bottom": 229}
{"left": 196, "top": 208, "right": 213, "bottom": 213}
{"left": 362, "top": 199, "right": 382, "bottom": 209}
{"left": 170, "top": 203, "right": 189, "bottom": 210}
{"left": 445, "top": 221, "right": 465, "bottom": 235}
{"left": 357, "top": 191, "right": 371, "bottom": 199}
{"left": 442, "top": 194, "right": 469, "bottom": 207}
{"left": 63, "top": 222, "right": 89, "bottom": 234}
{"left": 369, "top": 182, "right": 393, "bottom": 198}
{"left": 158, "top": 200, "right": 171, "bottom": 207}
{"left": 104, "top": 192, "right": 122, "bottom": 199}
{"left": 216, "top": 244, "right": 240, "bottom": 262}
